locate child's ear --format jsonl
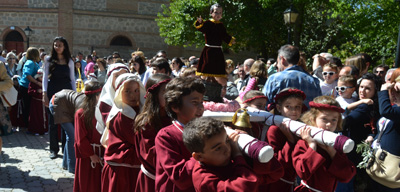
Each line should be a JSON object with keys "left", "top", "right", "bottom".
{"left": 276, "top": 104, "right": 282, "bottom": 113}
{"left": 192, "top": 152, "right": 203, "bottom": 161}
{"left": 171, "top": 106, "right": 180, "bottom": 115}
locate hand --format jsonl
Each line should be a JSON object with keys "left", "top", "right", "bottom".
{"left": 38, "top": 89, "right": 42, "bottom": 93}
{"left": 279, "top": 122, "right": 297, "bottom": 144}
{"left": 228, "top": 132, "right": 242, "bottom": 157}
{"left": 381, "top": 82, "right": 395, "bottom": 91}
{"left": 231, "top": 39, "right": 236, "bottom": 45}
{"left": 361, "top": 99, "right": 373, "bottom": 105}
{"left": 299, "top": 127, "right": 316, "bottom": 150}
{"left": 233, "top": 129, "right": 247, "bottom": 135}
{"left": 43, "top": 94, "right": 49, "bottom": 108}
{"left": 365, "top": 136, "right": 374, "bottom": 145}
{"left": 197, "top": 16, "right": 203, "bottom": 24}
{"left": 394, "top": 82, "right": 400, "bottom": 92}
{"left": 90, "top": 154, "right": 102, "bottom": 164}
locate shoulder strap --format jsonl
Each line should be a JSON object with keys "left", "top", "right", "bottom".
{"left": 376, "top": 118, "right": 388, "bottom": 143}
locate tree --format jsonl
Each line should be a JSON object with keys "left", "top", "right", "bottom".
{"left": 157, "top": 0, "right": 400, "bottom": 68}
{"left": 156, "top": 0, "right": 294, "bottom": 59}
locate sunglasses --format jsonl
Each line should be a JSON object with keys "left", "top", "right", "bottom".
{"left": 335, "top": 86, "right": 354, "bottom": 92}
{"left": 375, "top": 71, "right": 385, "bottom": 74}
{"left": 322, "top": 71, "right": 336, "bottom": 76}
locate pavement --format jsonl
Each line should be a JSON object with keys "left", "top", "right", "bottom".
{"left": 0, "top": 131, "right": 74, "bottom": 192}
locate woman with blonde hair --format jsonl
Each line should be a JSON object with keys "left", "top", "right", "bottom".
{"left": 19, "top": 47, "right": 41, "bottom": 128}
{"left": 239, "top": 60, "right": 268, "bottom": 100}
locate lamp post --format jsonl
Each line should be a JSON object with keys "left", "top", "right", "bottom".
{"left": 24, "top": 26, "right": 33, "bottom": 48}
{"left": 283, "top": 5, "right": 299, "bottom": 45}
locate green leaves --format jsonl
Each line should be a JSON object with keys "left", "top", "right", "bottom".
{"left": 156, "top": 0, "right": 400, "bottom": 65}
{"left": 356, "top": 142, "right": 374, "bottom": 169}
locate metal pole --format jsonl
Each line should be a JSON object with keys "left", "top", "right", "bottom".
{"left": 27, "top": 37, "right": 30, "bottom": 49}
{"left": 288, "top": 27, "right": 291, "bottom": 44}
{"left": 395, "top": 23, "right": 400, "bottom": 68}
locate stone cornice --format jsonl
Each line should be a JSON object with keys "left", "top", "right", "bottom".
{"left": 0, "top": 8, "right": 158, "bottom": 20}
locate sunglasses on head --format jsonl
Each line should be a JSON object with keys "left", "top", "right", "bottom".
{"left": 322, "top": 71, "right": 336, "bottom": 76}
{"left": 335, "top": 86, "right": 354, "bottom": 92}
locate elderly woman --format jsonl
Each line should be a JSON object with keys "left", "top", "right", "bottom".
{"left": 366, "top": 68, "right": 400, "bottom": 191}
{"left": 4, "top": 52, "right": 18, "bottom": 78}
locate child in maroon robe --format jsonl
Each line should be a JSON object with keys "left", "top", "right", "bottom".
{"left": 195, "top": 3, "right": 235, "bottom": 88}
{"left": 27, "top": 69, "right": 48, "bottom": 135}
{"left": 133, "top": 74, "right": 172, "bottom": 192}
{"left": 241, "top": 90, "right": 269, "bottom": 140}
{"left": 101, "top": 73, "right": 145, "bottom": 192}
{"left": 293, "top": 96, "right": 356, "bottom": 192}
{"left": 155, "top": 77, "right": 205, "bottom": 192}
{"left": 73, "top": 80, "right": 104, "bottom": 192}
{"left": 95, "top": 64, "right": 129, "bottom": 134}
{"left": 183, "top": 117, "right": 260, "bottom": 191}
{"left": 264, "top": 88, "right": 306, "bottom": 192}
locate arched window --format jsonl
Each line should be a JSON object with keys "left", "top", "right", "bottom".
{"left": 110, "top": 36, "right": 132, "bottom": 46}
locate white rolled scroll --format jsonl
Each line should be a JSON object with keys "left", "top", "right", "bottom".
{"left": 225, "top": 127, "right": 274, "bottom": 163}
{"left": 245, "top": 107, "right": 354, "bottom": 153}
{"left": 203, "top": 108, "right": 355, "bottom": 153}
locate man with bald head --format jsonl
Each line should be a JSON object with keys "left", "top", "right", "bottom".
{"left": 339, "top": 65, "right": 359, "bottom": 79}
{"left": 243, "top": 58, "right": 255, "bottom": 74}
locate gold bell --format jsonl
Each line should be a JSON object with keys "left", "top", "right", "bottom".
{"left": 232, "top": 108, "right": 252, "bottom": 128}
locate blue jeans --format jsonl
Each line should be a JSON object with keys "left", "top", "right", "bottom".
{"left": 61, "top": 122, "right": 75, "bottom": 173}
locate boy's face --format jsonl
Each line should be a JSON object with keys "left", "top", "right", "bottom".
{"left": 194, "top": 130, "right": 231, "bottom": 167}
{"left": 173, "top": 91, "right": 204, "bottom": 124}
{"left": 337, "top": 80, "right": 355, "bottom": 99}
{"left": 249, "top": 98, "right": 267, "bottom": 110}
{"left": 211, "top": 7, "right": 223, "bottom": 21}
{"left": 322, "top": 67, "right": 338, "bottom": 84}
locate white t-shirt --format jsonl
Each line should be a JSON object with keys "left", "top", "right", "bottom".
{"left": 320, "top": 80, "right": 337, "bottom": 97}
{"left": 336, "top": 96, "right": 358, "bottom": 119}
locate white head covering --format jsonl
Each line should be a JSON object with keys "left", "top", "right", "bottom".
{"left": 95, "top": 63, "right": 130, "bottom": 133}
{"left": 106, "top": 73, "right": 146, "bottom": 124}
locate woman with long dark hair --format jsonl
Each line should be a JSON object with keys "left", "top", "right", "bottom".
{"left": 342, "top": 72, "right": 382, "bottom": 191}
{"left": 42, "top": 37, "right": 76, "bottom": 161}
{"left": 129, "top": 56, "right": 147, "bottom": 82}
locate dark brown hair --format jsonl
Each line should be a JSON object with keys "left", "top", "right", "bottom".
{"left": 134, "top": 74, "right": 171, "bottom": 133}
{"left": 164, "top": 77, "right": 205, "bottom": 119}
{"left": 79, "top": 80, "right": 102, "bottom": 130}
{"left": 183, "top": 117, "right": 225, "bottom": 153}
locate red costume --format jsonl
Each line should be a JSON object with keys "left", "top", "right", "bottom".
{"left": 135, "top": 117, "right": 172, "bottom": 192}
{"left": 264, "top": 125, "right": 297, "bottom": 192}
{"left": 98, "top": 102, "right": 112, "bottom": 126}
{"left": 73, "top": 108, "right": 104, "bottom": 192}
{"left": 155, "top": 122, "right": 197, "bottom": 192}
{"left": 101, "top": 112, "right": 140, "bottom": 192}
{"left": 192, "top": 155, "right": 259, "bottom": 192}
{"left": 195, "top": 19, "right": 234, "bottom": 77}
{"left": 27, "top": 82, "right": 48, "bottom": 134}
{"left": 292, "top": 139, "right": 356, "bottom": 192}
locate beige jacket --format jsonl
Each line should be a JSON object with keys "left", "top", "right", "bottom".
{"left": 0, "top": 62, "right": 13, "bottom": 92}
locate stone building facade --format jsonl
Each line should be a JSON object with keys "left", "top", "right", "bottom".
{"left": 0, "top": 0, "right": 253, "bottom": 63}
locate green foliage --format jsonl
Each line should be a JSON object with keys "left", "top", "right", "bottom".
{"left": 157, "top": 0, "right": 400, "bottom": 65}
{"left": 356, "top": 142, "right": 374, "bottom": 169}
